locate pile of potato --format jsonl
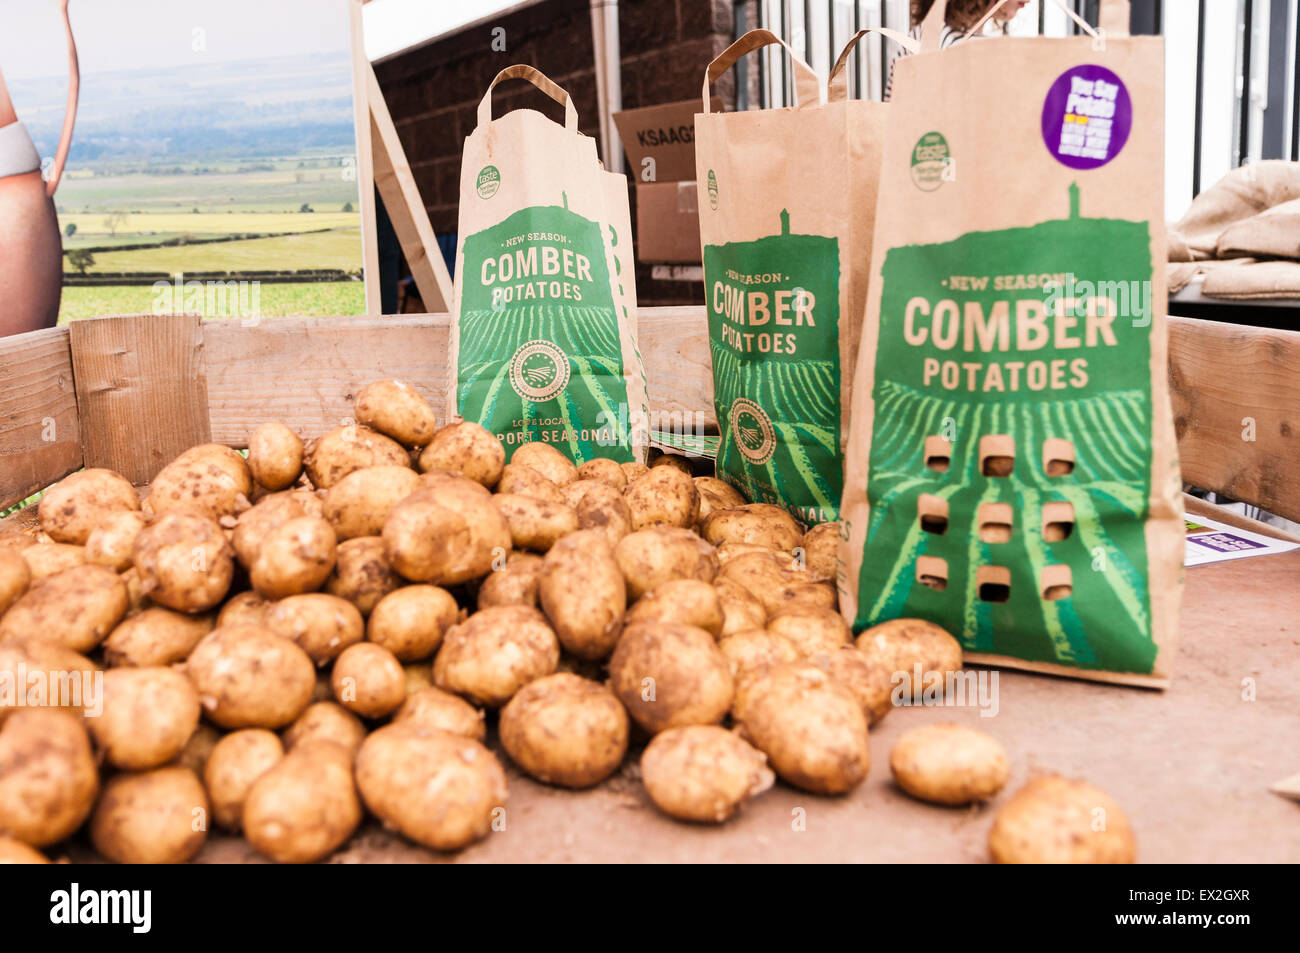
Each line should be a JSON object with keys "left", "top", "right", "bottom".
{"left": 0, "top": 379, "right": 1135, "bottom": 864}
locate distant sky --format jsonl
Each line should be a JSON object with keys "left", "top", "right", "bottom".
{"left": 363, "top": 0, "right": 521, "bottom": 59}
{"left": 0, "top": 0, "right": 351, "bottom": 80}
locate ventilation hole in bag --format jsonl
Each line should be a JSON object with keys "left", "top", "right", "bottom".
{"left": 977, "top": 502, "right": 1013, "bottom": 543}
{"left": 976, "top": 565, "right": 1011, "bottom": 603}
{"left": 918, "top": 494, "right": 948, "bottom": 534}
{"left": 1041, "top": 564, "right": 1073, "bottom": 601}
{"left": 1044, "top": 438, "right": 1075, "bottom": 476}
{"left": 979, "top": 434, "right": 1015, "bottom": 477}
{"left": 916, "top": 555, "right": 948, "bottom": 592}
{"left": 923, "top": 436, "right": 952, "bottom": 473}
{"left": 1042, "top": 501, "right": 1075, "bottom": 542}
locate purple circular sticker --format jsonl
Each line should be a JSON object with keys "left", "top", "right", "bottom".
{"left": 1041, "top": 65, "right": 1131, "bottom": 170}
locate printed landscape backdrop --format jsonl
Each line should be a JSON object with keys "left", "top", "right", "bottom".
{"left": 2, "top": 0, "right": 363, "bottom": 321}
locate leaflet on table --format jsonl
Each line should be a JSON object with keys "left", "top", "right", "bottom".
{"left": 1184, "top": 514, "right": 1300, "bottom": 567}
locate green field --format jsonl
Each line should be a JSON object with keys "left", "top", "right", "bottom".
{"left": 57, "top": 165, "right": 361, "bottom": 216}
{"left": 66, "top": 228, "right": 362, "bottom": 275}
{"left": 58, "top": 283, "right": 365, "bottom": 323}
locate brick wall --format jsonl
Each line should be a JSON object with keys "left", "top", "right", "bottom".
{"left": 373, "top": 0, "right": 748, "bottom": 306}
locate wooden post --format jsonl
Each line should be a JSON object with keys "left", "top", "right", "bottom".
{"left": 350, "top": 0, "right": 382, "bottom": 314}
{"left": 0, "top": 327, "right": 82, "bottom": 510}
{"left": 68, "top": 314, "right": 211, "bottom": 485}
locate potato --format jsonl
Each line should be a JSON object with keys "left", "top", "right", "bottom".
{"left": 567, "top": 481, "right": 633, "bottom": 548}
{"left": 624, "top": 466, "right": 699, "bottom": 530}
{"left": 499, "top": 673, "right": 628, "bottom": 788}
{"left": 404, "top": 662, "right": 434, "bottom": 694}
{"left": 733, "top": 663, "right": 870, "bottom": 795}
{"left": 889, "top": 723, "right": 1008, "bottom": 805}
{"left": 650, "top": 453, "right": 693, "bottom": 475}
{"left": 538, "top": 530, "right": 625, "bottom": 660}
{"left": 355, "top": 722, "right": 507, "bottom": 851}
{"left": 717, "top": 628, "right": 801, "bottom": 685}
{"left": 496, "top": 463, "right": 564, "bottom": 503}
{"left": 715, "top": 541, "right": 780, "bottom": 565}
{"left": 331, "top": 642, "right": 406, "bottom": 719}
{"left": 147, "top": 443, "right": 253, "bottom": 521}
{"left": 232, "top": 489, "right": 323, "bottom": 569}
{"left": 625, "top": 579, "right": 724, "bottom": 637}
{"left": 250, "top": 515, "right": 336, "bottom": 599}
{"left": 355, "top": 379, "right": 438, "bottom": 448}
{"left": 264, "top": 593, "right": 364, "bottom": 666}
{"left": 693, "top": 476, "right": 746, "bottom": 527}
{"left": 203, "top": 729, "right": 284, "bottom": 831}
{"left": 0, "top": 564, "right": 128, "bottom": 653}
{"left": 641, "top": 725, "right": 774, "bottom": 823}
{"left": 621, "top": 461, "right": 649, "bottom": 482}
{"left": 174, "top": 723, "right": 221, "bottom": 776}
{"left": 766, "top": 605, "right": 851, "bottom": 657}
{"left": 283, "top": 701, "right": 367, "bottom": 755}
{"left": 0, "top": 550, "right": 30, "bottom": 615}
{"left": 510, "top": 441, "right": 578, "bottom": 487}
{"left": 799, "top": 521, "right": 839, "bottom": 581}
{"left": 322, "top": 537, "right": 399, "bottom": 616}
{"left": 0, "top": 709, "right": 98, "bottom": 846}
{"left": 217, "top": 590, "right": 269, "bottom": 629}
{"left": 90, "top": 766, "right": 208, "bottom": 864}
{"left": 248, "top": 422, "right": 304, "bottom": 491}
{"left": 418, "top": 422, "right": 505, "bottom": 488}
{"left": 393, "top": 687, "right": 485, "bottom": 740}
{"left": 855, "top": 618, "right": 962, "bottom": 699}
{"left": 417, "top": 468, "right": 493, "bottom": 499}
{"left": 810, "top": 647, "right": 894, "bottom": 726}
{"left": 132, "top": 511, "right": 234, "bottom": 613}
{"left": 84, "top": 511, "right": 146, "bottom": 571}
{"left": 304, "top": 425, "right": 409, "bottom": 490}
{"left": 382, "top": 488, "right": 509, "bottom": 585}
{"left": 989, "top": 775, "right": 1137, "bottom": 864}
{"left": 475, "top": 551, "right": 543, "bottom": 610}
{"left": 367, "top": 585, "right": 459, "bottom": 661}
{"left": 608, "top": 622, "right": 733, "bottom": 734}
{"left": 576, "top": 457, "right": 626, "bottom": 489}
{"left": 714, "top": 578, "right": 767, "bottom": 635}
{"left": 89, "top": 666, "right": 200, "bottom": 770}
{"left": 37, "top": 468, "right": 139, "bottom": 545}
{"left": 322, "top": 465, "right": 420, "bottom": 540}
{"left": 493, "top": 494, "right": 578, "bottom": 552}
{"left": 0, "top": 837, "right": 48, "bottom": 863}
{"left": 103, "top": 607, "right": 214, "bottom": 668}
{"left": 433, "top": 605, "right": 560, "bottom": 708}
{"left": 717, "top": 550, "right": 836, "bottom": 615}
{"left": 0, "top": 638, "right": 98, "bottom": 721}
{"left": 186, "top": 625, "right": 315, "bottom": 728}
{"left": 702, "top": 503, "right": 803, "bottom": 552}
{"left": 243, "top": 739, "right": 361, "bottom": 863}
{"left": 21, "top": 542, "right": 85, "bottom": 580}
{"left": 614, "top": 527, "right": 716, "bottom": 600}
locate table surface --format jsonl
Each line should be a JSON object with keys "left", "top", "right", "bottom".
{"left": 5, "top": 497, "right": 1299, "bottom": 864}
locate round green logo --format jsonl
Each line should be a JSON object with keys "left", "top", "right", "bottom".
{"left": 476, "top": 165, "right": 501, "bottom": 199}
{"left": 508, "top": 339, "right": 569, "bottom": 402}
{"left": 910, "top": 132, "right": 950, "bottom": 192}
{"left": 729, "top": 397, "right": 775, "bottom": 465}
{"left": 707, "top": 169, "right": 719, "bottom": 210}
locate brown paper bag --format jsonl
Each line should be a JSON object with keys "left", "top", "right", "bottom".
{"left": 839, "top": 0, "right": 1184, "bottom": 687}
{"left": 450, "top": 66, "right": 650, "bottom": 465}
{"left": 693, "top": 30, "right": 911, "bottom": 525}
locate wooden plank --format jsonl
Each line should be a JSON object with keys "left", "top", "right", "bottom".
{"left": 68, "top": 314, "right": 210, "bottom": 485}
{"left": 0, "top": 327, "right": 82, "bottom": 510}
{"left": 368, "top": 66, "right": 454, "bottom": 312}
{"left": 1168, "top": 316, "right": 1300, "bottom": 523}
{"left": 637, "top": 306, "right": 714, "bottom": 429}
{"left": 349, "top": 0, "right": 381, "bottom": 315}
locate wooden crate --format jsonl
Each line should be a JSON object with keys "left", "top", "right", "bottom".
{"left": 3, "top": 311, "right": 1298, "bottom": 523}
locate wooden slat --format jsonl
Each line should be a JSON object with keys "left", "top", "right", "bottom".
{"left": 637, "top": 306, "right": 714, "bottom": 428}
{"left": 68, "top": 314, "right": 211, "bottom": 484}
{"left": 1169, "top": 315, "right": 1300, "bottom": 523}
{"left": 349, "top": 0, "right": 381, "bottom": 315}
{"left": 0, "top": 327, "right": 82, "bottom": 510}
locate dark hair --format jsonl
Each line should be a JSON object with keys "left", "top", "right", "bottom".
{"left": 910, "top": 0, "right": 1007, "bottom": 32}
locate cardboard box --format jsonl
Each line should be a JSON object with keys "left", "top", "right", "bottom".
{"left": 635, "top": 181, "right": 701, "bottom": 264}
{"left": 612, "top": 98, "right": 719, "bottom": 184}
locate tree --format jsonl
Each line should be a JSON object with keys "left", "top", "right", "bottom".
{"left": 64, "top": 222, "right": 77, "bottom": 238}
{"left": 299, "top": 203, "right": 314, "bottom": 213}
{"left": 103, "top": 210, "right": 128, "bottom": 236}
{"left": 342, "top": 201, "right": 353, "bottom": 213}
{"left": 67, "top": 249, "right": 95, "bottom": 275}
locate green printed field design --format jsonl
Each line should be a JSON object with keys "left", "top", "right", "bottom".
{"left": 458, "top": 203, "right": 632, "bottom": 463}
{"left": 856, "top": 201, "right": 1157, "bottom": 674}
{"left": 704, "top": 213, "right": 842, "bottom": 525}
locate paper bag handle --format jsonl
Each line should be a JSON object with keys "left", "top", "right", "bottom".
{"left": 477, "top": 64, "right": 579, "bottom": 133}
{"left": 826, "top": 27, "right": 919, "bottom": 102}
{"left": 936, "top": 0, "right": 1130, "bottom": 48}
{"left": 45, "top": 0, "right": 79, "bottom": 197}
{"left": 702, "top": 29, "right": 820, "bottom": 113}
